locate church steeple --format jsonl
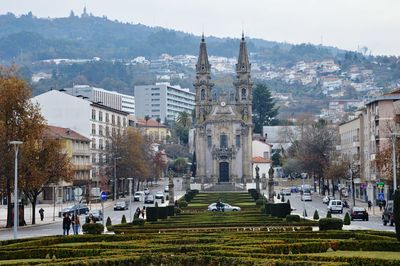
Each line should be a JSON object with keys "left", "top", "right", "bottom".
{"left": 236, "top": 33, "right": 251, "bottom": 73}
{"left": 196, "top": 33, "right": 211, "bottom": 74}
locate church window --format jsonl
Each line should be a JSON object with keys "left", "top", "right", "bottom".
{"left": 241, "top": 88, "right": 247, "bottom": 100}
{"left": 236, "top": 135, "right": 241, "bottom": 147}
{"left": 207, "top": 136, "right": 212, "bottom": 148}
{"left": 220, "top": 134, "right": 228, "bottom": 149}
{"left": 201, "top": 64, "right": 205, "bottom": 70}
{"left": 201, "top": 89, "right": 205, "bottom": 101}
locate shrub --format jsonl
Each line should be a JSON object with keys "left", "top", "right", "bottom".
{"left": 326, "top": 211, "right": 332, "bottom": 218}
{"left": 166, "top": 205, "right": 175, "bottom": 216}
{"left": 248, "top": 189, "right": 260, "bottom": 200}
{"left": 303, "top": 209, "right": 308, "bottom": 217}
{"left": 319, "top": 218, "right": 343, "bottom": 231}
{"left": 264, "top": 203, "right": 291, "bottom": 218}
{"left": 121, "top": 215, "right": 127, "bottom": 224}
{"left": 82, "top": 223, "right": 104, "bottom": 234}
{"left": 281, "top": 195, "right": 285, "bottom": 202}
{"left": 158, "top": 207, "right": 168, "bottom": 219}
{"left": 313, "top": 210, "right": 319, "bottom": 220}
{"left": 146, "top": 207, "right": 158, "bottom": 221}
{"left": 256, "top": 198, "right": 265, "bottom": 206}
{"left": 179, "top": 200, "right": 188, "bottom": 208}
{"left": 175, "top": 207, "right": 182, "bottom": 215}
{"left": 286, "top": 214, "right": 300, "bottom": 222}
{"left": 277, "top": 194, "right": 281, "bottom": 200}
{"left": 106, "top": 217, "right": 112, "bottom": 227}
{"left": 394, "top": 190, "right": 400, "bottom": 241}
{"left": 131, "top": 219, "right": 145, "bottom": 226}
{"left": 344, "top": 212, "right": 351, "bottom": 225}
{"left": 166, "top": 195, "right": 169, "bottom": 201}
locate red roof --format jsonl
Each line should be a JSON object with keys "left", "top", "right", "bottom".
{"left": 44, "top": 125, "right": 90, "bottom": 142}
{"left": 136, "top": 118, "right": 166, "bottom": 128}
{"left": 252, "top": 156, "right": 272, "bottom": 164}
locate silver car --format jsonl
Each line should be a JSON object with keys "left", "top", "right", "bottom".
{"left": 207, "top": 203, "right": 241, "bottom": 211}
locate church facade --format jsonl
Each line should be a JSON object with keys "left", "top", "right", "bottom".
{"left": 194, "top": 34, "right": 253, "bottom": 184}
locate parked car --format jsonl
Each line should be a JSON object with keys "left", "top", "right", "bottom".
{"left": 144, "top": 188, "right": 150, "bottom": 195}
{"left": 290, "top": 186, "right": 299, "bottom": 193}
{"left": 207, "top": 203, "right": 241, "bottom": 212}
{"left": 58, "top": 204, "right": 89, "bottom": 217}
{"left": 155, "top": 191, "right": 165, "bottom": 200}
{"left": 280, "top": 189, "right": 291, "bottom": 196}
{"left": 85, "top": 209, "right": 103, "bottom": 222}
{"left": 323, "top": 196, "right": 335, "bottom": 204}
{"left": 349, "top": 207, "right": 368, "bottom": 221}
{"left": 301, "top": 192, "right": 312, "bottom": 201}
{"left": 164, "top": 186, "right": 169, "bottom": 193}
{"left": 144, "top": 195, "right": 155, "bottom": 204}
{"left": 134, "top": 191, "right": 145, "bottom": 202}
{"left": 382, "top": 200, "right": 395, "bottom": 226}
{"left": 327, "top": 200, "right": 343, "bottom": 214}
{"left": 114, "top": 201, "right": 128, "bottom": 211}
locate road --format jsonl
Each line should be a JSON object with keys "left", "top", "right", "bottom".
{"left": 0, "top": 178, "right": 185, "bottom": 240}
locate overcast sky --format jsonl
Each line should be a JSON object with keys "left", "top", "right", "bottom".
{"left": 1, "top": 0, "right": 399, "bottom": 56}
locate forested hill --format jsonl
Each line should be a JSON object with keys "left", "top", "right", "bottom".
{"left": 0, "top": 12, "right": 343, "bottom": 63}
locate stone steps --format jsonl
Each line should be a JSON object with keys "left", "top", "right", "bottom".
{"left": 204, "top": 183, "right": 245, "bottom": 192}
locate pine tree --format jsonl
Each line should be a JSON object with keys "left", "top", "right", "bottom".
{"left": 344, "top": 212, "right": 351, "bottom": 225}
{"left": 252, "top": 84, "right": 279, "bottom": 133}
{"left": 106, "top": 217, "right": 112, "bottom": 227}
{"left": 121, "top": 215, "right": 127, "bottom": 224}
{"left": 313, "top": 210, "right": 319, "bottom": 220}
{"left": 326, "top": 211, "right": 332, "bottom": 218}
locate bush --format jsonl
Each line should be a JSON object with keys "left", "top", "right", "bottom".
{"left": 175, "top": 207, "right": 182, "bottom": 215}
{"left": 318, "top": 218, "right": 343, "bottom": 231}
{"left": 248, "top": 189, "right": 260, "bottom": 200}
{"left": 313, "top": 210, "right": 319, "bottom": 220}
{"left": 131, "top": 219, "right": 145, "bottom": 226}
{"left": 121, "top": 215, "right": 127, "bottom": 224}
{"left": 82, "top": 223, "right": 104, "bottom": 234}
{"left": 158, "top": 207, "right": 168, "bottom": 219}
{"left": 281, "top": 195, "right": 285, "bottom": 202}
{"left": 326, "top": 211, "right": 332, "bottom": 218}
{"left": 166, "top": 205, "right": 175, "bottom": 216}
{"left": 344, "top": 212, "right": 351, "bottom": 225}
{"left": 146, "top": 207, "right": 158, "bottom": 221}
{"left": 277, "top": 194, "right": 281, "bottom": 200}
{"left": 179, "top": 200, "right": 188, "bottom": 208}
{"left": 264, "top": 203, "right": 291, "bottom": 218}
{"left": 106, "top": 217, "right": 112, "bottom": 227}
{"left": 286, "top": 214, "right": 300, "bottom": 222}
{"left": 256, "top": 198, "right": 265, "bottom": 206}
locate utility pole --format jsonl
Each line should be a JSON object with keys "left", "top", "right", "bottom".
{"left": 114, "top": 157, "right": 121, "bottom": 201}
{"left": 128, "top": 178, "right": 133, "bottom": 222}
{"left": 9, "top": 140, "right": 23, "bottom": 240}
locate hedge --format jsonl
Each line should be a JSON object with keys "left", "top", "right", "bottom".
{"left": 146, "top": 207, "right": 158, "bottom": 222}
{"left": 319, "top": 218, "right": 343, "bottom": 231}
{"left": 286, "top": 215, "right": 300, "bottom": 222}
{"left": 158, "top": 207, "right": 169, "bottom": 219}
{"left": 82, "top": 223, "right": 104, "bottom": 234}
{"left": 265, "top": 202, "right": 291, "bottom": 218}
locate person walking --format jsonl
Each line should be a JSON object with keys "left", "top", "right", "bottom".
{"left": 141, "top": 206, "right": 146, "bottom": 219}
{"left": 367, "top": 200, "right": 372, "bottom": 211}
{"left": 62, "top": 213, "right": 71, "bottom": 236}
{"left": 71, "top": 214, "right": 81, "bottom": 235}
{"left": 39, "top": 208, "right": 45, "bottom": 221}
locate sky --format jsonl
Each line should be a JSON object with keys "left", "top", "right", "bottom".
{"left": 1, "top": 0, "right": 400, "bottom": 56}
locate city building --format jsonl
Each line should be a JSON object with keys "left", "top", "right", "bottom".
{"left": 194, "top": 34, "right": 253, "bottom": 184}
{"left": 64, "top": 85, "right": 135, "bottom": 115}
{"left": 262, "top": 126, "right": 302, "bottom": 153}
{"left": 41, "top": 125, "right": 91, "bottom": 203}
{"left": 135, "top": 118, "right": 171, "bottom": 142}
{"left": 32, "top": 90, "right": 129, "bottom": 190}
{"left": 134, "top": 83, "right": 195, "bottom": 122}
{"left": 252, "top": 138, "right": 273, "bottom": 179}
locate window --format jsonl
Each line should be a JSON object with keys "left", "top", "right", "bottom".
{"left": 220, "top": 134, "right": 228, "bottom": 149}
{"left": 263, "top": 151, "right": 270, "bottom": 160}
{"left": 99, "top": 139, "right": 103, "bottom": 150}
{"left": 106, "top": 126, "right": 110, "bottom": 136}
{"left": 91, "top": 138, "right": 96, "bottom": 149}
{"left": 92, "top": 153, "right": 96, "bottom": 163}
{"left": 99, "top": 153, "right": 103, "bottom": 164}
{"left": 99, "top": 125, "right": 103, "bottom": 136}
{"left": 241, "top": 88, "right": 247, "bottom": 100}
{"left": 123, "top": 118, "right": 126, "bottom": 127}
{"left": 236, "top": 135, "right": 241, "bottom": 147}
{"left": 105, "top": 113, "right": 109, "bottom": 123}
{"left": 92, "top": 109, "right": 96, "bottom": 120}
{"left": 92, "top": 124, "right": 96, "bottom": 135}
{"left": 105, "top": 140, "right": 109, "bottom": 150}
{"left": 117, "top": 116, "right": 121, "bottom": 126}
{"left": 207, "top": 136, "right": 212, "bottom": 148}
{"left": 112, "top": 115, "right": 115, "bottom": 125}
{"left": 98, "top": 111, "right": 103, "bottom": 122}
{"left": 201, "top": 89, "right": 205, "bottom": 101}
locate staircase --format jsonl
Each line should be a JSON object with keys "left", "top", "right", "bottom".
{"left": 204, "top": 182, "right": 245, "bottom": 192}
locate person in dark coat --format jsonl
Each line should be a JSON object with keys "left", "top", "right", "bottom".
{"left": 63, "top": 213, "right": 71, "bottom": 235}
{"left": 39, "top": 208, "right": 45, "bottom": 221}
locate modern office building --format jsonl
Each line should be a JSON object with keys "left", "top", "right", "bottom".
{"left": 64, "top": 85, "right": 135, "bottom": 115}
{"left": 134, "top": 83, "right": 195, "bottom": 122}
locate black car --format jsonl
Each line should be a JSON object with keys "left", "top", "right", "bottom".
{"left": 145, "top": 195, "right": 155, "bottom": 204}
{"left": 349, "top": 207, "right": 369, "bottom": 221}
{"left": 382, "top": 200, "right": 394, "bottom": 226}
{"left": 58, "top": 204, "right": 89, "bottom": 217}
{"left": 85, "top": 210, "right": 103, "bottom": 222}
{"left": 114, "top": 201, "right": 128, "bottom": 211}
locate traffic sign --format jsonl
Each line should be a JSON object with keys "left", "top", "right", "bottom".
{"left": 377, "top": 182, "right": 385, "bottom": 188}
{"left": 378, "top": 192, "right": 384, "bottom": 201}
{"left": 100, "top": 191, "right": 107, "bottom": 201}
{"left": 74, "top": 187, "right": 83, "bottom": 196}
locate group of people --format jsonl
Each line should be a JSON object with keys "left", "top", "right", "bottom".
{"left": 62, "top": 213, "right": 80, "bottom": 235}
{"left": 134, "top": 206, "right": 146, "bottom": 219}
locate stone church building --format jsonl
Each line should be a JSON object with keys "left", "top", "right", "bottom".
{"left": 194, "top": 34, "right": 253, "bottom": 184}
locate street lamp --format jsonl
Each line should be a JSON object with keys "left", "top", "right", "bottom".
{"left": 9, "top": 140, "right": 23, "bottom": 240}
{"left": 113, "top": 157, "right": 121, "bottom": 201}
{"left": 127, "top": 178, "right": 133, "bottom": 222}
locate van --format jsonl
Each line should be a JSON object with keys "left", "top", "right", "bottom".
{"left": 327, "top": 200, "right": 343, "bottom": 214}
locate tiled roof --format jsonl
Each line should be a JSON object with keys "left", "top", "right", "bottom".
{"left": 252, "top": 156, "right": 271, "bottom": 164}
{"left": 45, "top": 125, "right": 90, "bottom": 142}
{"left": 136, "top": 119, "right": 166, "bottom": 128}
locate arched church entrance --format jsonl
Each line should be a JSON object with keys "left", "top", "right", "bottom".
{"left": 219, "top": 162, "right": 229, "bottom": 182}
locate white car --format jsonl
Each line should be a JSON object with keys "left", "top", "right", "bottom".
{"left": 207, "top": 203, "right": 241, "bottom": 212}
{"left": 144, "top": 188, "right": 150, "bottom": 195}
{"left": 323, "top": 196, "right": 335, "bottom": 204}
{"left": 155, "top": 191, "right": 165, "bottom": 200}
{"left": 164, "top": 186, "right": 169, "bottom": 193}
{"left": 134, "top": 191, "right": 145, "bottom": 202}
{"left": 301, "top": 193, "right": 312, "bottom": 201}
{"left": 327, "top": 200, "right": 343, "bottom": 214}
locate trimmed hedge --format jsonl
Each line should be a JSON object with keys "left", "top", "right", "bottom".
{"left": 158, "top": 207, "right": 168, "bottom": 219}
{"left": 265, "top": 202, "right": 291, "bottom": 218}
{"left": 319, "top": 218, "right": 343, "bottom": 231}
{"left": 146, "top": 207, "right": 158, "bottom": 222}
{"left": 179, "top": 200, "right": 188, "bottom": 208}
{"left": 166, "top": 205, "right": 175, "bottom": 216}
{"left": 82, "top": 223, "right": 104, "bottom": 234}
{"left": 313, "top": 210, "right": 319, "bottom": 220}
{"left": 131, "top": 219, "right": 145, "bottom": 226}
{"left": 286, "top": 215, "right": 300, "bottom": 222}
{"left": 343, "top": 213, "right": 351, "bottom": 225}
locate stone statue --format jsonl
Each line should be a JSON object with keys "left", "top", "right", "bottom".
{"left": 268, "top": 166, "right": 275, "bottom": 203}
{"left": 168, "top": 169, "right": 175, "bottom": 206}
{"left": 255, "top": 165, "right": 260, "bottom": 193}
{"left": 261, "top": 173, "right": 267, "bottom": 189}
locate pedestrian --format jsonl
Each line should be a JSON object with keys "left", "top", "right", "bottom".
{"left": 71, "top": 214, "right": 80, "bottom": 235}
{"left": 135, "top": 207, "right": 141, "bottom": 219}
{"left": 39, "top": 208, "right": 44, "bottom": 221}
{"left": 87, "top": 213, "right": 95, "bottom": 223}
{"left": 379, "top": 201, "right": 383, "bottom": 211}
{"left": 62, "top": 213, "right": 71, "bottom": 236}
{"left": 141, "top": 206, "right": 146, "bottom": 219}
{"left": 367, "top": 200, "right": 372, "bottom": 211}
{"left": 383, "top": 200, "right": 387, "bottom": 209}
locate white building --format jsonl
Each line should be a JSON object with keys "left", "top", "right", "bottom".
{"left": 134, "top": 83, "right": 195, "bottom": 122}
{"left": 263, "top": 126, "right": 302, "bottom": 152}
{"left": 32, "top": 90, "right": 129, "bottom": 189}
{"left": 252, "top": 139, "right": 273, "bottom": 179}
{"left": 64, "top": 85, "right": 135, "bottom": 115}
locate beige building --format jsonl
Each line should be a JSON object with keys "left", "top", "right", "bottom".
{"left": 194, "top": 34, "right": 253, "bottom": 184}
{"left": 135, "top": 118, "right": 171, "bottom": 142}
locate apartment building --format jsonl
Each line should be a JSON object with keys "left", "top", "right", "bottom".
{"left": 134, "top": 83, "right": 195, "bottom": 122}
{"left": 32, "top": 90, "right": 129, "bottom": 191}
{"left": 135, "top": 118, "right": 171, "bottom": 143}
{"left": 64, "top": 85, "right": 135, "bottom": 115}
{"left": 41, "top": 125, "right": 91, "bottom": 203}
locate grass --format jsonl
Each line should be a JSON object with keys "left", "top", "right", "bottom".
{"left": 308, "top": 251, "right": 400, "bottom": 260}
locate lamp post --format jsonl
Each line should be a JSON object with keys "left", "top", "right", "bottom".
{"left": 113, "top": 157, "right": 121, "bottom": 201}
{"left": 9, "top": 140, "right": 23, "bottom": 240}
{"left": 127, "top": 178, "right": 133, "bottom": 222}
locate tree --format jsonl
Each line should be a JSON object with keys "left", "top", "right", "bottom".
{"left": 173, "top": 157, "right": 187, "bottom": 173}
{"left": 252, "top": 83, "right": 279, "bottom": 133}
{"left": 271, "top": 150, "right": 282, "bottom": 167}
{"left": 324, "top": 159, "right": 349, "bottom": 197}
{"left": 153, "top": 151, "right": 166, "bottom": 184}
{"left": 20, "top": 137, "right": 73, "bottom": 224}
{"left": 0, "top": 66, "right": 46, "bottom": 227}
{"left": 175, "top": 111, "right": 192, "bottom": 145}
{"left": 156, "top": 117, "right": 161, "bottom": 142}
